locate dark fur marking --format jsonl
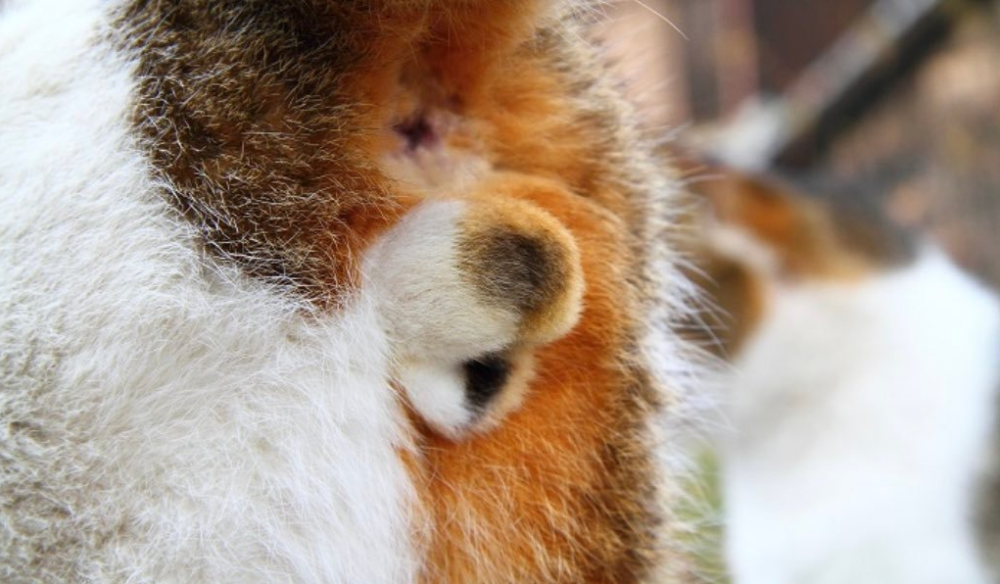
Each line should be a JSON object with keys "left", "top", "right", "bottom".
{"left": 826, "top": 194, "right": 918, "bottom": 267}
{"left": 462, "top": 229, "right": 566, "bottom": 316}
{"left": 788, "top": 173, "right": 919, "bottom": 267}
{"left": 462, "top": 353, "right": 511, "bottom": 412}
{"left": 114, "top": 1, "right": 394, "bottom": 299}
{"left": 394, "top": 113, "right": 438, "bottom": 151}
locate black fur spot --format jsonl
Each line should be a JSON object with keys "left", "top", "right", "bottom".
{"left": 468, "top": 230, "right": 562, "bottom": 315}
{"left": 393, "top": 114, "right": 437, "bottom": 151}
{"left": 463, "top": 354, "right": 511, "bottom": 412}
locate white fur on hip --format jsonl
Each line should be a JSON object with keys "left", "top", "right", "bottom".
{"left": 722, "top": 249, "right": 1000, "bottom": 584}
{"left": 0, "top": 1, "right": 424, "bottom": 581}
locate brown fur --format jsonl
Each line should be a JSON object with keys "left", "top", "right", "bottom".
{"left": 681, "top": 161, "right": 918, "bottom": 355}
{"left": 456, "top": 188, "right": 583, "bottom": 344}
{"left": 115, "top": 1, "right": 686, "bottom": 582}
{"left": 417, "top": 176, "right": 665, "bottom": 583}
{"left": 700, "top": 171, "right": 915, "bottom": 281}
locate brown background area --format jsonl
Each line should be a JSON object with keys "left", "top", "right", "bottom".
{"left": 601, "top": 0, "right": 1000, "bottom": 290}
{"left": 600, "top": 2, "right": 1000, "bottom": 581}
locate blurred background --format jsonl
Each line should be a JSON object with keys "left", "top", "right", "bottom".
{"left": 598, "top": 0, "right": 1000, "bottom": 289}
{"left": 596, "top": 1, "right": 1000, "bottom": 581}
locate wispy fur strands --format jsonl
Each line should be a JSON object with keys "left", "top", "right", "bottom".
{"left": 0, "top": 0, "right": 694, "bottom": 582}
{"left": 686, "top": 167, "right": 1000, "bottom": 584}
{"left": 115, "top": 0, "right": 400, "bottom": 299}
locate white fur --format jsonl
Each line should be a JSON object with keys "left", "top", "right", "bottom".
{"left": 721, "top": 249, "right": 1000, "bottom": 584}
{"left": 0, "top": 1, "right": 430, "bottom": 581}
{"left": 1, "top": 0, "right": 687, "bottom": 580}
{"left": 364, "top": 200, "right": 524, "bottom": 438}
{"left": 708, "top": 223, "right": 782, "bottom": 277}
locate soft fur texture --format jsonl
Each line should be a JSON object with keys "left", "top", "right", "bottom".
{"left": 726, "top": 250, "right": 1000, "bottom": 584}
{"left": 0, "top": 0, "right": 692, "bottom": 582}
{"left": 688, "top": 168, "right": 1000, "bottom": 584}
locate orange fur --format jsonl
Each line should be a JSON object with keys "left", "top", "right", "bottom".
{"left": 701, "top": 172, "right": 872, "bottom": 281}
{"left": 684, "top": 162, "right": 916, "bottom": 354}
{"left": 419, "top": 180, "right": 660, "bottom": 583}
{"left": 121, "top": 1, "right": 685, "bottom": 580}
{"left": 353, "top": 6, "right": 678, "bottom": 580}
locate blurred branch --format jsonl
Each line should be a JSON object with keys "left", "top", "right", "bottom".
{"left": 709, "top": 0, "right": 980, "bottom": 169}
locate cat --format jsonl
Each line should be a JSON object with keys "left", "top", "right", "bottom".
{"left": 685, "top": 164, "right": 1000, "bottom": 584}
{"left": 0, "top": 0, "right": 694, "bottom": 582}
